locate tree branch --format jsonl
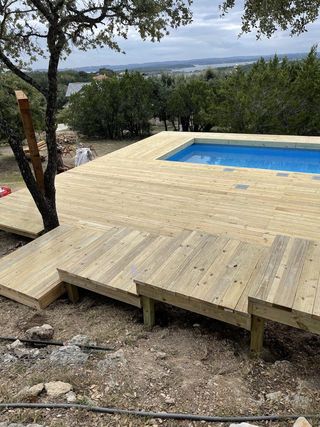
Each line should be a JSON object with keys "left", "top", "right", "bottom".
{"left": 28, "top": 0, "right": 53, "bottom": 22}
{"left": 0, "top": 50, "right": 48, "bottom": 97}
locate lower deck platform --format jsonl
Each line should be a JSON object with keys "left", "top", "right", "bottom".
{"left": 58, "top": 228, "right": 267, "bottom": 330}
{"left": 1, "top": 132, "right": 320, "bottom": 353}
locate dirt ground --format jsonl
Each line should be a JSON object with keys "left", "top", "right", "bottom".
{"left": 0, "top": 139, "right": 135, "bottom": 192}
{"left": 0, "top": 141, "right": 320, "bottom": 426}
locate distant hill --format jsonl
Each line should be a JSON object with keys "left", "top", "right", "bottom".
{"left": 57, "top": 52, "right": 309, "bottom": 74}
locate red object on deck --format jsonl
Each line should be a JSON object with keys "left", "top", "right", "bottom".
{"left": 0, "top": 186, "right": 11, "bottom": 198}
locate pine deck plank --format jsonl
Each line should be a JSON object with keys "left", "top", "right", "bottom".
{"left": 57, "top": 227, "right": 175, "bottom": 308}
{"left": 292, "top": 241, "right": 320, "bottom": 316}
{"left": 2, "top": 132, "right": 320, "bottom": 244}
{"left": 0, "top": 225, "right": 106, "bottom": 308}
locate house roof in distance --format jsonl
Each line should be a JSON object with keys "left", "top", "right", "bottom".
{"left": 66, "top": 82, "right": 90, "bottom": 97}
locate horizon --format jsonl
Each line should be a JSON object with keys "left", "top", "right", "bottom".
{"left": 32, "top": 0, "right": 320, "bottom": 70}
{"left": 52, "top": 51, "right": 310, "bottom": 72}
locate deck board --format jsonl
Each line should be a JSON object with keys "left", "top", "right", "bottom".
{"left": 135, "top": 231, "right": 269, "bottom": 330}
{"left": 249, "top": 235, "right": 320, "bottom": 333}
{"left": 0, "top": 225, "right": 107, "bottom": 308}
{"left": 57, "top": 228, "right": 175, "bottom": 308}
{"left": 2, "top": 132, "right": 320, "bottom": 244}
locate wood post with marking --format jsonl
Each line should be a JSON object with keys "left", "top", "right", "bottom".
{"left": 15, "top": 90, "right": 45, "bottom": 193}
{"left": 142, "top": 296, "right": 155, "bottom": 329}
{"left": 250, "top": 315, "right": 265, "bottom": 357}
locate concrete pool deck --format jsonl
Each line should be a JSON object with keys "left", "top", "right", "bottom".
{"left": 1, "top": 131, "right": 320, "bottom": 354}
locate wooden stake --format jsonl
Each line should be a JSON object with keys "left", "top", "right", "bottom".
{"left": 15, "top": 90, "right": 45, "bottom": 193}
{"left": 142, "top": 296, "right": 155, "bottom": 329}
{"left": 250, "top": 315, "right": 265, "bottom": 357}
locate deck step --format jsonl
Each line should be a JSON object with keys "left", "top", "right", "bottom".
{"left": 0, "top": 224, "right": 106, "bottom": 308}
{"left": 134, "top": 230, "right": 268, "bottom": 330}
{"left": 57, "top": 228, "right": 175, "bottom": 308}
{"left": 58, "top": 229, "right": 268, "bottom": 330}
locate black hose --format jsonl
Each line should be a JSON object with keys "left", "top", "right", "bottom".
{"left": 0, "top": 402, "right": 317, "bottom": 423}
{"left": 0, "top": 336, "right": 114, "bottom": 351}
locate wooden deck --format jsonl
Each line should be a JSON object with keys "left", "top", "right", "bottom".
{"left": 1, "top": 131, "right": 320, "bottom": 353}
{"left": 57, "top": 227, "right": 173, "bottom": 308}
{"left": 134, "top": 230, "right": 267, "bottom": 330}
{"left": 0, "top": 224, "right": 106, "bottom": 308}
{"left": 248, "top": 235, "right": 320, "bottom": 335}
{"left": 1, "top": 132, "right": 320, "bottom": 244}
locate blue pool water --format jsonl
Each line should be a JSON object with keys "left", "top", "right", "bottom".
{"left": 165, "top": 143, "right": 320, "bottom": 174}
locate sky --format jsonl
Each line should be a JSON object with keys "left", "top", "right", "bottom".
{"left": 37, "top": 0, "right": 320, "bottom": 69}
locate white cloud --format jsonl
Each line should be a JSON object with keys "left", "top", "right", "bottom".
{"left": 33, "top": 0, "right": 320, "bottom": 69}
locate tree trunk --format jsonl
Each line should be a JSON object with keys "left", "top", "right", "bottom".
{"left": 40, "top": 28, "right": 64, "bottom": 232}
{"left": 164, "top": 119, "right": 168, "bottom": 131}
{"left": 0, "top": 118, "right": 60, "bottom": 233}
{"left": 181, "top": 116, "right": 190, "bottom": 131}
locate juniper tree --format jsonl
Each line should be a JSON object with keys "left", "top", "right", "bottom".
{"left": 0, "top": 0, "right": 192, "bottom": 231}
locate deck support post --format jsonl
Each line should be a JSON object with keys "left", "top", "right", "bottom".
{"left": 66, "top": 283, "right": 80, "bottom": 303}
{"left": 142, "top": 296, "right": 155, "bottom": 329}
{"left": 250, "top": 315, "right": 265, "bottom": 357}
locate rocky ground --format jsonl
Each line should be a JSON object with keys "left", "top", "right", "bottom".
{"left": 0, "top": 231, "right": 320, "bottom": 427}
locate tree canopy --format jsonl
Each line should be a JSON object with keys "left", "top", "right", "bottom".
{"left": 62, "top": 72, "right": 153, "bottom": 139}
{"left": 221, "top": 0, "right": 320, "bottom": 37}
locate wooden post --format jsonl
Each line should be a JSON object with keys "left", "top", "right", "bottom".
{"left": 142, "top": 296, "right": 155, "bottom": 329}
{"left": 250, "top": 315, "right": 265, "bottom": 357}
{"left": 66, "top": 283, "right": 80, "bottom": 303}
{"left": 15, "top": 90, "right": 45, "bottom": 193}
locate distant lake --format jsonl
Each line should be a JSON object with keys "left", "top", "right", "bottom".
{"left": 172, "top": 61, "right": 255, "bottom": 73}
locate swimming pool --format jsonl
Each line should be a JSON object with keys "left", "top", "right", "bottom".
{"left": 165, "top": 142, "right": 320, "bottom": 174}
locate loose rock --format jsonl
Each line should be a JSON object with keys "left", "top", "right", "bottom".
{"left": 25, "top": 324, "right": 54, "bottom": 341}
{"left": 45, "top": 381, "right": 72, "bottom": 397}
{"left": 0, "top": 353, "right": 17, "bottom": 364}
{"left": 98, "top": 349, "right": 126, "bottom": 370}
{"left": 164, "top": 397, "right": 175, "bottom": 404}
{"left": 7, "top": 339, "right": 24, "bottom": 350}
{"left": 49, "top": 345, "right": 89, "bottom": 365}
{"left": 65, "top": 334, "right": 96, "bottom": 347}
{"left": 0, "top": 424, "right": 44, "bottom": 427}
{"left": 266, "top": 391, "right": 283, "bottom": 402}
{"left": 17, "top": 383, "right": 44, "bottom": 399}
{"left": 13, "top": 347, "right": 40, "bottom": 359}
{"left": 293, "top": 417, "right": 312, "bottom": 427}
{"left": 155, "top": 351, "right": 167, "bottom": 360}
{"left": 66, "top": 390, "right": 77, "bottom": 403}
{"left": 6, "top": 339, "right": 41, "bottom": 359}
{"left": 229, "top": 424, "right": 259, "bottom": 427}
{"left": 291, "top": 393, "right": 311, "bottom": 410}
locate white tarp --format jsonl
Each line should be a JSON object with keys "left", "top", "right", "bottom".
{"left": 75, "top": 147, "right": 94, "bottom": 167}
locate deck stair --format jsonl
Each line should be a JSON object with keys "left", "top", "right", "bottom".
{"left": 0, "top": 224, "right": 106, "bottom": 308}
{"left": 57, "top": 226, "right": 175, "bottom": 308}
